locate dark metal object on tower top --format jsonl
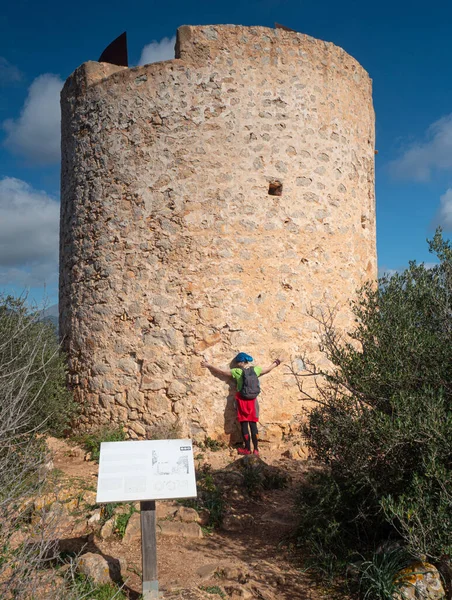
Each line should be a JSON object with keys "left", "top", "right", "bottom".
{"left": 98, "top": 32, "right": 128, "bottom": 67}
{"left": 275, "top": 23, "right": 297, "bottom": 33}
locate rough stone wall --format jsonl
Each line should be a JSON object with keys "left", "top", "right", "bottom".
{"left": 60, "top": 24, "right": 376, "bottom": 442}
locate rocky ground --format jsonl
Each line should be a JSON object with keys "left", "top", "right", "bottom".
{"left": 14, "top": 436, "right": 348, "bottom": 600}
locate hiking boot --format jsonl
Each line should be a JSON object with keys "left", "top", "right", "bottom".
{"left": 253, "top": 450, "right": 259, "bottom": 456}
{"left": 237, "top": 448, "right": 251, "bottom": 455}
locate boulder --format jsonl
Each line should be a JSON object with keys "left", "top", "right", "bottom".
{"left": 156, "top": 501, "right": 178, "bottom": 520}
{"left": 77, "top": 553, "right": 111, "bottom": 585}
{"left": 122, "top": 512, "right": 141, "bottom": 545}
{"left": 394, "top": 562, "right": 445, "bottom": 600}
{"left": 196, "top": 563, "right": 220, "bottom": 579}
{"left": 83, "top": 490, "right": 97, "bottom": 504}
{"left": 158, "top": 521, "right": 203, "bottom": 538}
{"left": 87, "top": 509, "right": 102, "bottom": 524}
{"left": 78, "top": 552, "right": 125, "bottom": 585}
{"left": 174, "top": 506, "right": 200, "bottom": 523}
{"left": 100, "top": 517, "right": 115, "bottom": 540}
{"left": 222, "top": 513, "right": 254, "bottom": 532}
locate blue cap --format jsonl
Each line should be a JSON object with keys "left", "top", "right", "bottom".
{"left": 234, "top": 352, "right": 253, "bottom": 363}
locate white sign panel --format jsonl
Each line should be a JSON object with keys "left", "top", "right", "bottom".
{"left": 96, "top": 439, "right": 197, "bottom": 503}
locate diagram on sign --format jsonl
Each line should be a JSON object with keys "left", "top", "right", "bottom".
{"left": 152, "top": 450, "right": 189, "bottom": 476}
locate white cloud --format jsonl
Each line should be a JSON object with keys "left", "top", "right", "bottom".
{"left": 3, "top": 74, "right": 63, "bottom": 165}
{"left": 0, "top": 57, "right": 22, "bottom": 84}
{"left": 389, "top": 114, "right": 452, "bottom": 181}
{"left": 138, "top": 36, "right": 176, "bottom": 66}
{"left": 432, "top": 188, "right": 452, "bottom": 231}
{"left": 0, "top": 177, "right": 59, "bottom": 287}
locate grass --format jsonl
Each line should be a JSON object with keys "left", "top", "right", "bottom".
{"left": 197, "top": 437, "right": 227, "bottom": 452}
{"left": 358, "top": 549, "right": 414, "bottom": 600}
{"left": 67, "top": 573, "right": 127, "bottom": 600}
{"left": 199, "top": 585, "right": 226, "bottom": 598}
{"left": 100, "top": 502, "right": 120, "bottom": 523}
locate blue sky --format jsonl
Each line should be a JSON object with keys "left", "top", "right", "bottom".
{"left": 1, "top": 0, "right": 452, "bottom": 306}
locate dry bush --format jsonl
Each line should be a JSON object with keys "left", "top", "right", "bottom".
{"left": 0, "top": 295, "right": 75, "bottom": 598}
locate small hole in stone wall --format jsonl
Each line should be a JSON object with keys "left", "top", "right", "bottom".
{"left": 268, "top": 181, "right": 283, "bottom": 196}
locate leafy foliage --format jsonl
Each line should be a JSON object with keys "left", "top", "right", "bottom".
{"left": 296, "top": 231, "right": 452, "bottom": 566}
{"left": 241, "top": 459, "right": 289, "bottom": 498}
{"left": 0, "top": 294, "right": 76, "bottom": 436}
{"left": 78, "top": 426, "right": 126, "bottom": 463}
{"left": 114, "top": 504, "right": 136, "bottom": 539}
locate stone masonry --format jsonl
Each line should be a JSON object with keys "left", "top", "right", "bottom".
{"left": 59, "top": 25, "right": 376, "bottom": 442}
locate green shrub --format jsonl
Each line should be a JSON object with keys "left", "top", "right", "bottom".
{"left": 198, "top": 437, "right": 227, "bottom": 452}
{"left": 297, "top": 231, "right": 452, "bottom": 565}
{"left": 78, "top": 426, "right": 126, "bottom": 462}
{"left": 241, "top": 459, "right": 289, "bottom": 498}
{"left": 114, "top": 504, "right": 136, "bottom": 539}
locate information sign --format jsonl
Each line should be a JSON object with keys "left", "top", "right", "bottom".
{"left": 96, "top": 439, "right": 197, "bottom": 503}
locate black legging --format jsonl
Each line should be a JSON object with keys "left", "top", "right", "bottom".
{"left": 241, "top": 421, "right": 258, "bottom": 451}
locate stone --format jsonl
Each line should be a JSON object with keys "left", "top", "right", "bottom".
{"left": 196, "top": 563, "right": 220, "bottom": 579}
{"left": 222, "top": 513, "right": 254, "bottom": 532}
{"left": 174, "top": 506, "right": 200, "bottom": 523}
{"left": 198, "top": 509, "right": 211, "bottom": 526}
{"left": 282, "top": 448, "right": 298, "bottom": 460}
{"left": 224, "top": 584, "right": 254, "bottom": 600}
{"left": 65, "top": 498, "right": 79, "bottom": 513}
{"left": 157, "top": 521, "right": 203, "bottom": 538}
{"left": 34, "top": 494, "right": 56, "bottom": 512}
{"left": 128, "top": 421, "right": 146, "bottom": 437}
{"left": 77, "top": 553, "right": 111, "bottom": 585}
{"left": 100, "top": 517, "right": 115, "bottom": 540}
{"left": 71, "top": 518, "right": 89, "bottom": 537}
{"left": 9, "top": 529, "right": 27, "bottom": 550}
{"left": 156, "top": 501, "right": 178, "bottom": 520}
{"left": 122, "top": 512, "right": 141, "bottom": 545}
{"left": 88, "top": 509, "right": 102, "bottom": 524}
{"left": 81, "top": 490, "right": 97, "bottom": 506}
{"left": 394, "top": 562, "right": 445, "bottom": 600}
{"left": 167, "top": 380, "right": 187, "bottom": 398}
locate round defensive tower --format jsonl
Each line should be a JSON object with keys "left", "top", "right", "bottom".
{"left": 60, "top": 24, "right": 376, "bottom": 442}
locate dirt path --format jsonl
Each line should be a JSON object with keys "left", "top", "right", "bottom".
{"left": 47, "top": 438, "right": 344, "bottom": 600}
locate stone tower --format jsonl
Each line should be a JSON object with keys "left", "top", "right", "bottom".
{"left": 60, "top": 25, "right": 376, "bottom": 442}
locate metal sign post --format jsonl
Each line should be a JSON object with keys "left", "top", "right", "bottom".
{"left": 96, "top": 439, "right": 197, "bottom": 599}
{"left": 141, "top": 500, "right": 158, "bottom": 599}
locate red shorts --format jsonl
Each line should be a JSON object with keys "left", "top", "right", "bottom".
{"left": 235, "top": 392, "right": 259, "bottom": 422}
